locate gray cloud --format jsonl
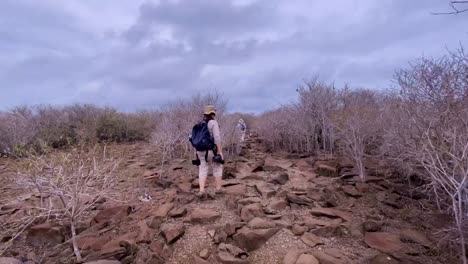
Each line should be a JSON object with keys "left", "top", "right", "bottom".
{"left": 0, "top": 0, "right": 467, "bottom": 113}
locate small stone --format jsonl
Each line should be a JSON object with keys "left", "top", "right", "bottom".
{"left": 187, "top": 208, "right": 221, "bottom": 223}
{"left": 248, "top": 218, "right": 276, "bottom": 229}
{"left": 240, "top": 203, "right": 264, "bottom": 222}
{"left": 283, "top": 249, "right": 306, "bottom": 264}
{"left": 300, "top": 233, "right": 324, "bottom": 248}
{"left": 169, "top": 207, "right": 188, "bottom": 218}
{"left": 364, "top": 232, "right": 404, "bottom": 253}
{"left": 208, "top": 230, "right": 216, "bottom": 238}
{"left": 292, "top": 224, "right": 308, "bottom": 236}
{"left": 161, "top": 224, "right": 185, "bottom": 244}
{"left": 296, "top": 254, "right": 319, "bottom": 264}
{"left": 200, "top": 248, "right": 210, "bottom": 260}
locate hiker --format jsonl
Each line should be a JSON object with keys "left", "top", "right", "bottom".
{"left": 190, "top": 105, "right": 224, "bottom": 196}
{"left": 238, "top": 118, "right": 247, "bottom": 142}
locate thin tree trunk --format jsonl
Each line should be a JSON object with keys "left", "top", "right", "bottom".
{"left": 456, "top": 191, "right": 467, "bottom": 264}
{"left": 71, "top": 220, "right": 82, "bottom": 263}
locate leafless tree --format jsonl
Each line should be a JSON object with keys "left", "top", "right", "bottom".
{"left": 391, "top": 49, "right": 468, "bottom": 263}
{"left": 15, "top": 146, "right": 121, "bottom": 262}
{"left": 334, "top": 89, "right": 383, "bottom": 182}
{"left": 297, "top": 77, "right": 340, "bottom": 154}
{"left": 433, "top": 1, "right": 468, "bottom": 15}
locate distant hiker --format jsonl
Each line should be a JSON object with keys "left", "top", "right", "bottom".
{"left": 238, "top": 118, "right": 247, "bottom": 142}
{"left": 190, "top": 105, "right": 224, "bottom": 197}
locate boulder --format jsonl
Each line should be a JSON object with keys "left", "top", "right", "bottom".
{"left": 161, "top": 224, "right": 185, "bottom": 244}
{"left": 149, "top": 240, "right": 172, "bottom": 260}
{"left": 274, "top": 220, "right": 291, "bottom": 229}
{"left": 27, "top": 223, "right": 65, "bottom": 246}
{"left": 300, "top": 233, "right": 324, "bottom": 248}
{"left": 89, "top": 233, "right": 137, "bottom": 261}
{"left": 187, "top": 208, "right": 221, "bottom": 223}
{"left": 265, "top": 214, "right": 282, "bottom": 220}
{"left": 251, "top": 160, "right": 265, "bottom": 173}
{"left": 264, "top": 165, "right": 287, "bottom": 172}
{"left": 355, "top": 183, "right": 370, "bottom": 193}
{"left": 225, "top": 222, "right": 246, "bottom": 236}
{"left": 283, "top": 249, "right": 306, "bottom": 264}
{"left": 214, "top": 229, "right": 228, "bottom": 244}
{"left": 311, "top": 250, "right": 346, "bottom": 264}
{"left": 247, "top": 218, "right": 276, "bottom": 229}
{"left": 310, "top": 208, "right": 352, "bottom": 222}
{"left": 238, "top": 197, "right": 262, "bottom": 206}
{"left": 255, "top": 183, "right": 277, "bottom": 198}
{"left": 217, "top": 243, "right": 249, "bottom": 264}
{"left": 87, "top": 243, "right": 127, "bottom": 261}
{"left": 318, "top": 192, "right": 339, "bottom": 208}
{"left": 292, "top": 224, "right": 308, "bottom": 236}
{"left": 268, "top": 172, "right": 289, "bottom": 185}
{"left": 364, "top": 232, "right": 404, "bottom": 253}
{"left": 399, "top": 229, "right": 432, "bottom": 248}
{"left": 148, "top": 216, "right": 164, "bottom": 229}
{"left": 238, "top": 174, "right": 264, "bottom": 181}
{"left": 287, "top": 193, "right": 313, "bottom": 206}
{"left": 225, "top": 184, "right": 247, "bottom": 195}
{"left": 169, "top": 207, "right": 188, "bottom": 218}
{"left": 296, "top": 254, "right": 319, "bottom": 264}
{"left": 265, "top": 157, "right": 293, "bottom": 169}
{"left": 0, "top": 258, "right": 22, "bottom": 264}
{"left": 342, "top": 186, "right": 362, "bottom": 198}
{"left": 177, "top": 182, "right": 192, "bottom": 193}
{"left": 233, "top": 227, "right": 280, "bottom": 251}
{"left": 315, "top": 164, "right": 338, "bottom": 177}
{"left": 240, "top": 203, "right": 263, "bottom": 222}
{"left": 136, "top": 221, "right": 153, "bottom": 243}
{"left": 268, "top": 198, "right": 289, "bottom": 210}
{"left": 200, "top": 248, "right": 211, "bottom": 260}
{"left": 302, "top": 216, "right": 342, "bottom": 229}
{"left": 311, "top": 225, "right": 345, "bottom": 237}
{"left": 76, "top": 234, "right": 111, "bottom": 251}
{"left": 91, "top": 205, "right": 131, "bottom": 226}
{"left": 153, "top": 203, "right": 174, "bottom": 218}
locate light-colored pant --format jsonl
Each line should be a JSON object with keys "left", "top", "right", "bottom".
{"left": 197, "top": 150, "right": 223, "bottom": 178}
{"left": 240, "top": 131, "right": 246, "bottom": 142}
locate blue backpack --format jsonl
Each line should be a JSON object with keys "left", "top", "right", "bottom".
{"left": 190, "top": 121, "right": 215, "bottom": 151}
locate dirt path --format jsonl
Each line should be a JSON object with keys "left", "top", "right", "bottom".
{"left": 0, "top": 136, "right": 458, "bottom": 263}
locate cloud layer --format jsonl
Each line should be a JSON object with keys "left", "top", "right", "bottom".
{"left": 1, "top": 0, "right": 467, "bottom": 113}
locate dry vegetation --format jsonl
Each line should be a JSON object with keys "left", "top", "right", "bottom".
{"left": 0, "top": 50, "right": 467, "bottom": 263}
{"left": 255, "top": 49, "right": 468, "bottom": 263}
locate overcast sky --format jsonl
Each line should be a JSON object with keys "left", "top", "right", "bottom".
{"left": 0, "top": 0, "right": 467, "bottom": 113}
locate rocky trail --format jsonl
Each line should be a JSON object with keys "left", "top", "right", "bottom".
{"left": 0, "top": 136, "right": 458, "bottom": 264}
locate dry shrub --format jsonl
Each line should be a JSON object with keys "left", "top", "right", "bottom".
{"left": 334, "top": 89, "right": 384, "bottom": 181}
{"left": 150, "top": 90, "right": 232, "bottom": 173}
{"left": 255, "top": 49, "right": 468, "bottom": 262}
{"left": 0, "top": 105, "right": 157, "bottom": 157}
{"left": 9, "top": 145, "right": 121, "bottom": 262}
{"left": 387, "top": 49, "right": 468, "bottom": 262}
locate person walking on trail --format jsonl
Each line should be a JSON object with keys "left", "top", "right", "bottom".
{"left": 238, "top": 118, "right": 247, "bottom": 142}
{"left": 190, "top": 105, "right": 224, "bottom": 197}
